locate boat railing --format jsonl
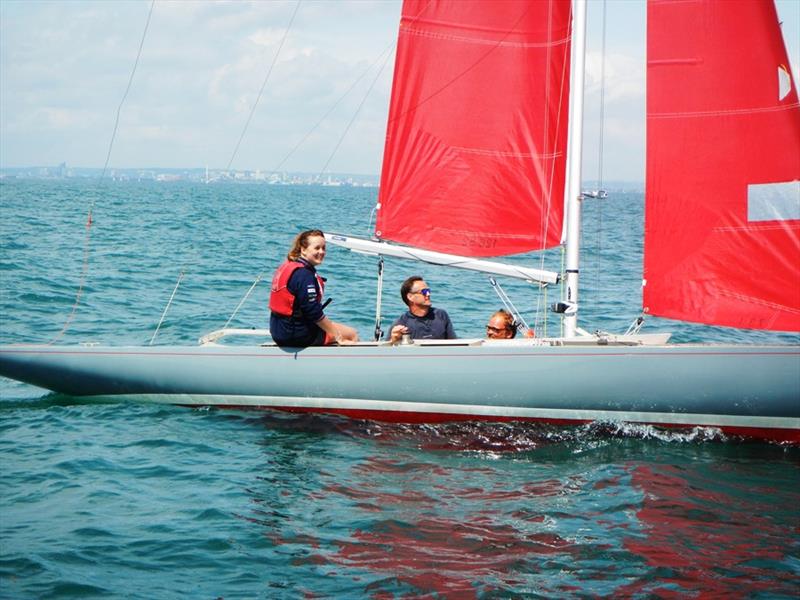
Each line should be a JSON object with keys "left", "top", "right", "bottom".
{"left": 199, "top": 328, "right": 272, "bottom": 345}
{"left": 198, "top": 328, "right": 670, "bottom": 347}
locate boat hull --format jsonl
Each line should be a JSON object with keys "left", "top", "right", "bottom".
{"left": 1, "top": 343, "right": 798, "bottom": 442}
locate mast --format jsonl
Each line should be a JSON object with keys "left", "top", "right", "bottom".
{"left": 563, "top": 0, "right": 587, "bottom": 337}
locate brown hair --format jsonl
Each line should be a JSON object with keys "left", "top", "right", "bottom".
{"left": 400, "top": 275, "right": 424, "bottom": 307}
{"left": 287, "top": 229, "right": 325, "bottom": 261}
{"left": 490, "top": 309, "right": 517, "bottom": 338}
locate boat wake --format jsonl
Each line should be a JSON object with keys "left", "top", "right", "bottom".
{"left": 0, "top": 392, "right": 117, "bottom": 411}
{"left": 0, "top": 394, "right": 784, "bottom": 447}
{"left": 242, "top": 409, "right": 736, "bottom": 451}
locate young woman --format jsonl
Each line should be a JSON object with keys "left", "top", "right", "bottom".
{"left": 269, "top": 229, "right": 359, "bottom": 347}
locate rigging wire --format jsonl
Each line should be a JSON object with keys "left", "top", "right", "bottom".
{"left": 100, "top": 0, "right": 156, "bottom": 182}
{"left": 49, "top": 0, "right": 156, "bottom": 345}
{"left": 150, "top": 270, "right": 185, "bottom": 345}
{"left": 316, "top": 47, "right": 394, "bottom": 181}
{"left": 594, "top": 0, "right": 608, "bottom": 294}
{"left": 223, "top": 274, "right": 264, "bottom": 330}
{"left": 272, "top": 43, "right": 395, "bottom": 174}
{"left": 225, "top": 0, "right": 302, "bottom": 172}
{"left": 282, "top": 0, "right": 433, "bottom": 179}
{"left": 534, "top": 0, "right": 570, "bottom": 337}
{"left": 489, "top": 277, "right": 532, "bottom": 334}
{"left": 385, "top": 4, "right": 535, "bottom": 128}
{"left": 534, "top": 0, "right": 555, "bottom": 336}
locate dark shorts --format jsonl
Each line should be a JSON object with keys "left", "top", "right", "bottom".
{"left": 274, "top": 327, "right": 328, "bottom": 348}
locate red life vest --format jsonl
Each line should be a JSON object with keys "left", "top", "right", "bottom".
{"left": 269, "top": 260, "right": 325, "bottom": 317}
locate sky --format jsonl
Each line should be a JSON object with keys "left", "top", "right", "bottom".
{"left": 1, "top": 0, "right": 798, "bottom": 182}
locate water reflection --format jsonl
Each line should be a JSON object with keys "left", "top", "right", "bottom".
{"left": 236, "top": 412, "right": 799, "bottom": 597}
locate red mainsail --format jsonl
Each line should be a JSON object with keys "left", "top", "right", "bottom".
{"left": 645, "top": 0, "right": 800, "bottom": 331}
{"left": 375, "top": 0, "right": 572, "bottom": 257}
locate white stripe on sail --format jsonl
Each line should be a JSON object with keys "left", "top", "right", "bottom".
{"left": 778, "top": 65, "right": 792, "bottom": 101}
{"left": 747, "top": 180, "right": 800, "bottom": 221}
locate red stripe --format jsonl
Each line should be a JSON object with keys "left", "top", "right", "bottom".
{"left": 193, "top": 405, "right": 800, "bottom": 444}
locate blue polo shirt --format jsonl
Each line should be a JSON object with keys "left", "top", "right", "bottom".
{"left": 387, "top": 307, "right": 457, "bottom": 340}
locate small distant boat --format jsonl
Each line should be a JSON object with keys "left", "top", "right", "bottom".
{"left": 1, "top": 0, "right": 798, "bottom": 442}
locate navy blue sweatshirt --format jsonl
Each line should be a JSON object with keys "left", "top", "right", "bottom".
{"left": 270, "top": 259, "right": 326, "bottom": 346}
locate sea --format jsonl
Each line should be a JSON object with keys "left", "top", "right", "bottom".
{"left": 1, "top": 178, "right": 798, "bottom": 598}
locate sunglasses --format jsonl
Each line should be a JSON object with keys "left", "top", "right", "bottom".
{"left": 412, "top": 288, "right": 431, "bottom": 296}
{"left": 486, "top": 325, "right": 506, "bottom": 333}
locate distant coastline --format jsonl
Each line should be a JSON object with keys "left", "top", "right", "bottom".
{"left": 0, "top": 165, "right": 644, "bottom": 193}
{"left": 0, "top": 165, "right": 380, "bottom": 187}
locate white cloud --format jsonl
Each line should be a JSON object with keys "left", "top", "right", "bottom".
{"left": 249, "top": 28, "right": 287, "bottom": 48}
{"left": 1, "top": 0, "right": 797, "bottom": 181}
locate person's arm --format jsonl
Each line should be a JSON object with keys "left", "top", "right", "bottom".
{"left": 444, "top": 312, "right": 457, "bottom": 339}
{"left": 289, "top": 269, "right": 324, "bottom": 322}
{"left": 386, "top": 316, "right": 408, "bottom": 344}
{"left": 389, "top": 324, "right": 408, "bottom": 344}
{"left": 315, "top": 316, "right": 344, "bottom": 344}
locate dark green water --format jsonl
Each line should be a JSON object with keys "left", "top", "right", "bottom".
{"left": 1, "top": 179, "right": 798, "bottom": 598}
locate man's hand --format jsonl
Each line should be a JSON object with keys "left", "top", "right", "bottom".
{"left": 390, "top": 325, "right": 409, "bottom": 344}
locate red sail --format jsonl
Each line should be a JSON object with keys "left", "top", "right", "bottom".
{"left": 645, "top": 0, "right": 800, "bottom": 331}
{"left": 375, "top": 0, "right": 572, "bottom": 257}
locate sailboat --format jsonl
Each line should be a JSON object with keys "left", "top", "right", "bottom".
{"left": 1, "top": 0, "right": 798, "bottom": 442}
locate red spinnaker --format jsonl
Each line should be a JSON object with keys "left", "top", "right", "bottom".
{"left": 376, "top": 0, "right": 572, "bottom": 257}
{"left": 646, "top": 0, "right": 800, "bottom": 331}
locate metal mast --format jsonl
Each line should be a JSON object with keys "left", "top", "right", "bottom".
{"left": 563, "top": 0, "right": 587, "bottom": 337}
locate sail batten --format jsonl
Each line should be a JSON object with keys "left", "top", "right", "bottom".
{"left": 645, "top": 0, "right": 800, "bottom": 332}
{"left": 376, "top": 0, "right": 572, "bottom": 258}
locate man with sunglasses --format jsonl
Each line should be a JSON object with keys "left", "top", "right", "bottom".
{"left": 388, "top": 275, "right": 457, "bottom": 343}
{"left": 485, "top": 309, "right": 517, "bottom": 339}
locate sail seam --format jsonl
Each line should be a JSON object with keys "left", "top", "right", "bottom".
{"left": 712, "top": 223, "right": 800, "bottom": 232}
{"left": 649, "top": 102, "right": 800, "bottom": 119}
{"left": 402, "top": 16, "right": 566, "bottom": 37}
{"left": 423, "top": 229, "right": 543, "bottom": 240}
{"left": 401, "top": 26, "right": 570, "bottom": 49}
{"left": 716, "top": 289, "right": 800, "bottom": 315}
{"left": 450, "top": 146, "right": 563, "bottom": 159}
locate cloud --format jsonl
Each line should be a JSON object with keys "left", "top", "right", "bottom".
{"left": 2, "top": 0, "right": 796, "bottom": 180}
{"left": 585, "top": 50, "right": 645, "bottom": 103}
{"left": 0, "top": 0, "right": 401, "bottom": 171}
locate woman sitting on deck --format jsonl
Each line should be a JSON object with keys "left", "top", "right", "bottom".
{"left": 269, "top": 229, "right": 359, "bottom": 348}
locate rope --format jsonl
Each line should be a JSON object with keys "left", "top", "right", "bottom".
{"left": 225, "top": 0, "right": 302, "bottom": 171}
{"left": 373, "top": 258, "right": 385, "bottom": 341}
{"left": 223, "top": 274, "right": 263, "bottom": 329}
{"left": 596, "top": 0, "right": 607, "bottom": 196}
{"left": 100, "top": 0, "right": 156, "bottom": 181}
{"left": 594, "top": 0, "right": 608, "bottom": 295}
{"left": 316, "top": 45, "right": 394, "bottom": 181}
{"left": 150, "top": 270, "right": 185, "bottom": 345}
{"left": 560, "top": 244, "right": 566, "bottom": 338}
{"left": 272, "top": 43, "right": 395, "bottom": 174}
{"left": 385, "top": 4, "right": 534, "bottom": 128}
{"left": 279, "top": 1, "right": 435, "bottom": 181}
{"left": 48, "top": 213, "right": 94, "bottom": 344}
{"left": 489, "top": 277, "right": 532, "bottom": 334}
{"left": 518, "top": 0, "right": 570, "bottom": 338}
{"left": 542, "top": 284, "right": 548, "bottom": 338}
{"left": 49, "top": 0, "right": 155, "bottom": 344}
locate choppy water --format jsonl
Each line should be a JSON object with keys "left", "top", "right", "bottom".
{"left": 1, "top": 178, "right": 799, "bottom": 598}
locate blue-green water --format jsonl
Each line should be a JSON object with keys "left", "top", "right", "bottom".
{"left": 1, "top": 179, "right": 798, "bottom": 598}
